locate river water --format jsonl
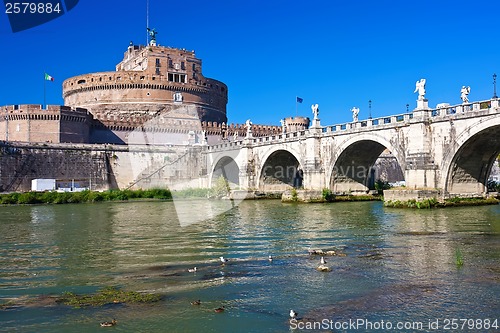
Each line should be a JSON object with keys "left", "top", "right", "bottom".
{"left": 0, "top": 200, "right": 499, "bottom": 332}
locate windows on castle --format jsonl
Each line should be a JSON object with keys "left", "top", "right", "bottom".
{"left": 168, "top": 73, "right": 186, "bottom": 83}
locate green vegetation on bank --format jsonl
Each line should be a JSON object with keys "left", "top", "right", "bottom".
{"left": 384, "top": 196, "right": 499, "bottom": 209}
{"left": 321, "top": 188, "right": 382, "bottom": 202}
{"left": 0, "top": 179, "right": 231, "bottom": 205}
{"left": 0, "top": 188, "right": 174, "bottom": 205}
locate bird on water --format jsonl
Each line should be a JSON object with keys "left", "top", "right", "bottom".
{"left": 100, "top": 319, "right": 117, "bottom": 327}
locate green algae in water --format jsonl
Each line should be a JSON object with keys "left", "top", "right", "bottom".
{"left": 57, "top": 286, "right": 162, "bottom": 308}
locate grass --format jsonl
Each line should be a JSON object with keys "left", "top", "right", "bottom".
{"left": 0, "top": 184, "right": 236, "bottom": 205}
{"left": 384, "top": 197, "right": 499, "bottom": 208}
{"left": 0, "top": 188, "right": 173, "bottom": 205}
{"left": 455, "top": 248, "right": 464, "bottom": 268}
{"left": 57, "top": 286, "right": 162, "bottom": 308}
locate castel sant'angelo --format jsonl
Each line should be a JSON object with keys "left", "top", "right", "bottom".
{"left": 1, "top": 32, "right": 310, "bottom": 145}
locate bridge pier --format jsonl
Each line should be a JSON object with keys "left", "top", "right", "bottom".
{"left": 302, "top": 129, "right": 325, "bottom": 190}
{"left": 237, "top": 141, "right": 256, "bottom": 190}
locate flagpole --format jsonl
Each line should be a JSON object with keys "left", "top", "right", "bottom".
{"left": 295, "top": 96, "right": 298, "bottom": 116}
{"left": 44, "top": 72, "right": 46, "bottom": 109}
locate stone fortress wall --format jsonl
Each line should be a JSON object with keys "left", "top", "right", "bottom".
{"left": 0, "top": 104, "right": 92, "bottom": 144}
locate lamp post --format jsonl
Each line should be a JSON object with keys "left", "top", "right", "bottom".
{"left": 493, "top": 73, "right": 498, "bottom": 99}
{"left": 368, "top": 100, "right": 372, "bottom": 119}
{"left": 406, "top": 104, "right": 409, "bottom": 112}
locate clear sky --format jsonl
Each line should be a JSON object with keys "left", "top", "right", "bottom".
{"left": 1, "top": 0, "right": 499, "bottom": 126}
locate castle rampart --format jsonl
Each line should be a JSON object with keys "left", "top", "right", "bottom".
{"left": 0, "top": 104, "right": 92, "bottom": 143}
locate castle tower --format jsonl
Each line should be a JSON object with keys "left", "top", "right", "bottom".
{"left": 62, "top": 42, "right": 228, "bottom": 126}
{"left": 284, "top": 116, "right": 310, "bottom": 132}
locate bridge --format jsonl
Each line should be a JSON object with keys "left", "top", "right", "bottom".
{"left": 206, "top": 98, "right": 500, "bottom": 198}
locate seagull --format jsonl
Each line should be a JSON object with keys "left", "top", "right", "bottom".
{"left": 100, "top": 319, "right": 117, "bottom": 327}
{"left": 290, "top": 310, "right": 298, "bottom": 319}
{"left": 188, "top": 267, "right": 197, "bottom": 273}
{"left": 191, "top": 299, "right": 201, "bottom": 305}
{"left": 320, "top": 256, "right": 327, "bottom": 265}
{"left": 220, "top": 256, "right": 229, "bottom": 264}
{"left": 268, "top": 255, "right": 273, "bottom": 262}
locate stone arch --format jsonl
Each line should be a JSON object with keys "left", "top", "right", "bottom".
{"left": 327, "top": 133, "right": 405, "bottom": 193}
{"left": 209, "top": 152, "right": 241, "bottom": 189}
{"left": 441, "top": 116, "right": 500, "bottom": 195}
{"left": 257, "top": 147, "right": 303, "bottom": 191}
{"left": 207, "top": 149, "right": 245, "bottom": 189}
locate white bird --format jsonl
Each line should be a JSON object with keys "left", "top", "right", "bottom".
{"left": 290, "top": 310, "right": 298, "bottom": 319}
{"left": 188, "top": 267, "right": 197, "bottom": 273}
{"left": 268, "top": 255, "right": 273, "bottom": 262}
{"left": 220, "top": 256, "right": 229, "bottom": 264}
{"left": 320, "top": 256, "right": 327, "bottom": 265}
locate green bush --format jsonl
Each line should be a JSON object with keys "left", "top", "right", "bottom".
{"left": 210, "top": 176, "right": 230, "bottom": 198}
{"left": 17, "top": 192, "right": 42, "bottom": 204}
{"left": 374, "top": 179, "right": 392, "bottom": 194}
{"left": 322, "top": 188, "right": 334, "bottom": 202}
{"left": 87, "top": 191, "right": 104, "bottom": 202}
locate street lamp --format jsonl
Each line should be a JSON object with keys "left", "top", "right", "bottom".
{"left": 368, "top": 100, "right": 372, "bottom": 119}
{"left": 406, "top": 104, "right": 409, "bottom": 112}
{"left": 493, "top": 73, "right": 498, "bottom": 99}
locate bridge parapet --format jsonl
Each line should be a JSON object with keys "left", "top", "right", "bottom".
{"left": 207, "top": 98, "right": 499, "bottom": 150}
{"left": 208, "top": 130, "right": 309, "bottom": 151}
{"left": 430, "top": 99, "right": 496, "bottom": 117}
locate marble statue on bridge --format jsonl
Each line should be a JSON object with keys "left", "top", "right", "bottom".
{"left": 461, "top": 86, "right": 471, "bottom": 103}
{"left": 280, "top": 118, "right": 286, "bottom": 134}
{"left": 311, "top": 104, "right": 319, "bottom": 120}
{"left": 351, "top": 107, "right": 360, "bottom": 122}
{"left": 245, "top": 119, "right": 253, "bottom": 137}
{"left": 414, "top": 79, "right": 426, "bottom": 100}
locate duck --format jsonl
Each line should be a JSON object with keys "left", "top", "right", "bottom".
{"left": 316, "top": 264, "right": 331, "bottom": 272}
{"left": 290, "top": 310, "right": 298, "bottom": 319}
{"left": 220, "top": 256, "right": 229, "bottom": 265}
{"left": 188, "top": 267, "right": 197, "bottom": 273}
{"left": 214, "top": 306, "right": 225, "bottom": 313}
{"left": 320, "top": 256, "right": 327, "bottom": 265}
{"left": 191, "top": 299, "right": 201, "bottom": 305}
{"left": 308, "top": 248, "right": 325, "bottom": 255}
{"left": 100, "top": 319, "right": 117, "bottom": 327}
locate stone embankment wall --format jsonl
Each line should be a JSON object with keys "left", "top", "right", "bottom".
{"left": 0, "top": 143, "right": 112, "bottom": 192}
{"left": 0, "top": 142, "right": 208, "bottom": 193}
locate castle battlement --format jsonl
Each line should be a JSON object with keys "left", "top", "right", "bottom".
{"left": 2, "top": 104, "right": 91, "bottom": 117}
{"left": 0, "top": 104, "right": 92, "bottom": 144}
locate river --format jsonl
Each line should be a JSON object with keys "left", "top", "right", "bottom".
{"left": 0, "top": 200, "right": 499, "bottom": 332}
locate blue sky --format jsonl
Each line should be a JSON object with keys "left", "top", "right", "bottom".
{"left": 1, "top": 0, "right": 499, "bottom": 126}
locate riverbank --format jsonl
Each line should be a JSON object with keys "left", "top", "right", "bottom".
{"left": 0, "top": 189, "right": 176, "bottom": 205}
{"left": 0, "top": 188, "right": 498, "bottom": 208}
{"left": 384, "top": 196, "right": 499, "bottom": 208}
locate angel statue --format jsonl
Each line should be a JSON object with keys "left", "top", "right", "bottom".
{"left": 414, "top": 78, "right": 426, "bottom": 100}
{"left": 280, "top": 118, "right": 286, "bottom": 134}
{"left": 460, "top": 86, "right": 470, "bottom": 103}
{"left": 245, "top": 119, "right": 253, "bottom": 137}
{"left": 147, "top": 28, "right": 158, "bottom": 45}
{"left": 351, "top": 107, "right": 360, "bottom": 122}
{"left": 311, "top": 104, "right": 319, "bottom": 119}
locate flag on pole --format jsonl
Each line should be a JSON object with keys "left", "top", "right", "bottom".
{"left": 44, "top": 73, "right": 54, "bottom": 81}
{"left": 296, "top": 97, "right": 303, "bottom": 103}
